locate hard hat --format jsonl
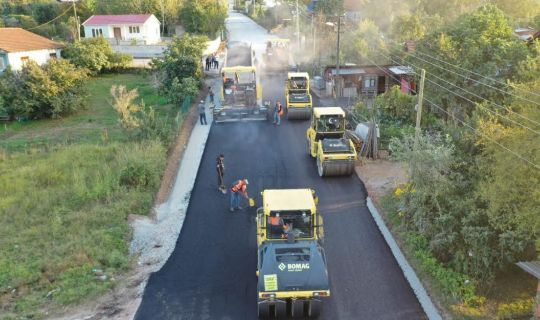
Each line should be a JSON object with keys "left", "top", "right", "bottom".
{"left": 276, "top": 213, "right": 280, "bottom": 217}
{"left": 244, "top": 179, "right": 249, "bottom": 185}
{"left": 200, "top": 100, "right": 204, "bottom": 103}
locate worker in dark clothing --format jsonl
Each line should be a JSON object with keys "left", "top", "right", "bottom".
{"left": 216, "top": 154, "right": 225, "bottom": 193}
{"left": 205, "top": 56, "right": 210, "bottom": 71}
{"left": 198, "top": 100, "right": 207, "bottom": 125}
{"left": 230, "top": 179, "right": 248, "bottom": 212}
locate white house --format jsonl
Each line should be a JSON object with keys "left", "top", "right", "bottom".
{"left": 0, "top": 28, "right": 63, "bottom": 72}
{"left": 82, "top": 14, "right": 161, "bottom": 45}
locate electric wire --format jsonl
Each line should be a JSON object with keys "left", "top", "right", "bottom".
{"left": 358, "top": 53, "right": 540, "bottom": 169}
{"left": 379, "top": 50, "right": 540, "bottom": 135}
{"left": 27, "top": 5, "right": 73, "bottom": 31}
{"left": 385, "top": 37, "right": 540, "bottom": 102}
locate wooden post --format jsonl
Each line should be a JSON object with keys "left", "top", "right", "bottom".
{"left": 414, "top": 68, "right": 426, "bottom": 150}
{"left": 535, "top": 280, "right": 540, "bottom": 319}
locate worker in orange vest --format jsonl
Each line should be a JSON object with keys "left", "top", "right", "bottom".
{"left": 268, "top": 213, "right": 284, "bottom": 226}
{"left": 230, "top": 179, "right": 249, "bottom": 212}
{"left": 273, "top": 101, "right": 283, "bottom": 125}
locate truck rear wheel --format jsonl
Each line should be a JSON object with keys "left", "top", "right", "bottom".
{"left": 308, "top": 300, "right": 322, "bottom": 318}
{"left": 257, "top": 301, "right": 270, "bottom": 319}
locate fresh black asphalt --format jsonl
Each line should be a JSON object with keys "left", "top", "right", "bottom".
{"left": 134, "top": 74, "right": 427, "bottom": 320}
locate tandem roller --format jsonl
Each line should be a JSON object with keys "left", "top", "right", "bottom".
{"left": 307, "top": 108, "right": 358, "bottom": 177}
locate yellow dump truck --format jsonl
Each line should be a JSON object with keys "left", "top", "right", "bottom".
{"left": 256, "top": 189, "right": 328, "bottom": 319}
{"left": 214, "top": 42, "right": 267, "bottom": 122}
{"left": 307, "top": 107, "right": 357, "bottom": 177}
{"left": 285, "top": 72, "right": 312, "bottom": 120}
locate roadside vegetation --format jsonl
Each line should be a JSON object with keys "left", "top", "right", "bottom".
{"left": 335, "top": 2, "right": 540, "bottom": 318}
{"left": 0, "top": 24, "right": 207, "bottom": 317}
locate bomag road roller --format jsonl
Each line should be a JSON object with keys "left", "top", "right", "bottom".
{"left": 307, "top": 107, "right": 357, "bottom": 177}
{"left": 214, "top": 42, "right": 268, "bottom": 122}
{"left": 285, "top": 72, "right": 312, "bottom": 120}
{"left": 256, "top": 189, "right": 329, "bottom": 319}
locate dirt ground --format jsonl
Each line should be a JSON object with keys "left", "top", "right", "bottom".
{"left": 355, "top": 159, "right": 408, "bottom": 205}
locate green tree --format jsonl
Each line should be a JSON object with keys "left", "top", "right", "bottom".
{"left": 180, "top": 0, "right": 227, "bottom": 36}
{"left": 476, "top": 79, "right": 540, "bottom": 262}
{"left": 62, "top": 37, "right": 132, "bottom": 74}
{"left": 152, "top": 34, "right": 207, "bottom": 93}
{"left": 169, "top": 77, "right": 200, "bottom": 106}
{"left": 410, "top": 5, "right": 529, "bottom": 120}
{"left": 341, "top": 19, "right": 387, "bottom": 65}
{"left": 2, "top": 60, "right": 88, "bottom": 119}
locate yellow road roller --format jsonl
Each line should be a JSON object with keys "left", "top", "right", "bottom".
{"left": 256, "top": 189, "right": 328, "bottom": 319}
{"left": 307, "top": 107, "right": 357, "bottom": 177}
{"left": 285, "top": 72, "right": 312, "bottom": 120}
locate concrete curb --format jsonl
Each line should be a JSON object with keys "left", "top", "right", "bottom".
{"left": 367, "top": 197, "right": 442, "bottom": 320}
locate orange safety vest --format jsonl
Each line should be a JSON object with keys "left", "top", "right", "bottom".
{"left": 231, "top": 180, "right": 246, "bottom": 193}
{"left": 269, "top": 216, "right": 281, "bottom": 225}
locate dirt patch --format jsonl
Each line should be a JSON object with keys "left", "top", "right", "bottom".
{"left": 355, "top": 159, "right": 408, "bottom": 204}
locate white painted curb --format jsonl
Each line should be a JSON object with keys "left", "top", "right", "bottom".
{"left": 367, "top": 197, "right": 442, "bottom": 320}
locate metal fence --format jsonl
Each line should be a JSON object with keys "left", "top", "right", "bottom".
{"left": 175, "top": 96, "right": 192, "bottom": 130}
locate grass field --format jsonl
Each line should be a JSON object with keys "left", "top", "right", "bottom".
{"left": 0, "top": 73, "right": 172, "bottom": 153}
{"left": 0, "top": 73, "right": 179, "bottom": 318}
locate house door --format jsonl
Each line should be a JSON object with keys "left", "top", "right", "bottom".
{"left": 377, "top": 76, "right": 386, "bottom": 94}
{"left": 113, "top": 27, "right": 122, "bottom": 39}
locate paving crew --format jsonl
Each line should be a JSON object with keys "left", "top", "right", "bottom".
{"left": 268, "top": 213, "right": 284, "bottom": 226}
{"left": 198, "top": 100, "right": 207, "bottom": 125}
{"left": 273, "top": 101, "right": 283, "bottom": 125}
{"left": 230, "top": 179, "right": 249, "bottom": 212}
{"left": 216, "top": 154, "right": 226, "bottom": 194}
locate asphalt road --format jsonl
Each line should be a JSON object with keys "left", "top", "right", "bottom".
{"left": 135, "top": 69, "right": 426, "bottom": 319}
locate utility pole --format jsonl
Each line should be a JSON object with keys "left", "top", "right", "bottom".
{"left": 59, "top": 0, "right": 80, "bottom": 41}
{"left": 335, "top": 14, "right": 341, "bottom": 98}
{"left": 414, "top": 68, "right": 426, "bottom": 150}
{"left": 295, "top": 0, "right": 300, "bottom": 49}
{"left": 71, "top": 0, "right": 80, "bottom": 41}
{"left": 160, "top": 0, "right": 165, "bottom": 35}
{"left": 311, "top": 14, "right": 315, "bottom": 52}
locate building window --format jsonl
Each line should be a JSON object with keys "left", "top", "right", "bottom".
{"left": 0, "top": 58, "right": 5, "bottom": 71}
{"left": 49, "top": 52, "right": 58, "bottom": 59}
{"left": 364, "top": 77, "right": 376, "bottom": 88}
{"left": 91, "top": 28, "right": 103, "bottom": 37}
{"left": 21, "top": 56, "right": 29, "bottom": 65}
{"left": 129, "top": 26, "right": 140, "bottom": 34}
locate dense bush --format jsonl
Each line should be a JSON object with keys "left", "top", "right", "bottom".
{"left": 180, "top": 0, "right": 227, "bottom": 36}
{"left": 152, "top": 34, "right": 206, "bottom": 104}
{"left": 62, "top": 37, "right": 132, "bottom": 74}
{"left": 496, "top": 298, "right": 534, "bottom": 319}
{"left": 0, "top": 60, "right": 88, "bottom": 119}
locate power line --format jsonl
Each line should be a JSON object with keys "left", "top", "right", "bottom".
{"left": 424, "top": 96, "right": 540, "bottom": 170}
{"left": 391, "top": 39, "right": 540, "bottom": 102}
{"left": 358, "top": 53, "right": 540, "bottom": 170}
{"left": 384, "top": 42, "right": 540, "bottom": 123}
{"left": 27, "top": 5, "right": 72, "bottom": 31}
{"left": 381, "top": 51, "right": 540, "bottom": 135}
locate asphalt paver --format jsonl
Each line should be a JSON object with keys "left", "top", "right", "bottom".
{"left": 135, "top": 71, "right": 426, "bottom": 319}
